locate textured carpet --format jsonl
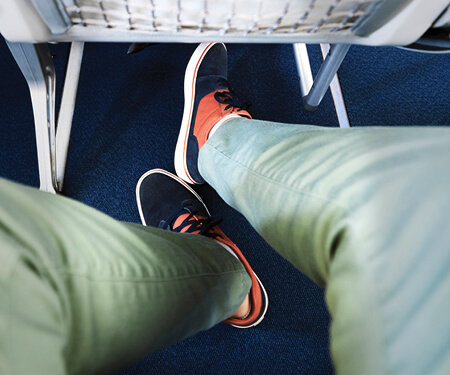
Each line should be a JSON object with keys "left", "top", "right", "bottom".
{"left": 0, "top": 37, "right": 448, "bottom": 374}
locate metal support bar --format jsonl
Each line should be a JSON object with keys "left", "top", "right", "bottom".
{"left": 6, "top": 41, "right": 84, "bottom": 193}
{"left": 293, "top": 43, "right": 313, "bottom": 97}
{"left": 56, "top": 42, "right": 84, "bottom": 190}
{"left": 6, "top": 41, "right": 57, "bottom": 193}
{"left": 320, "top": 44, "right": 350, "bottom": 128}
{"left": 303, "top": 44, "right": 350, "bottom": 112}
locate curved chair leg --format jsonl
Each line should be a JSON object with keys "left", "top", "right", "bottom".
{"left": 6, "top": 41, "right": 57, "bottom": 193}
{"left": 6, "top": 41, "right": 84, "bottom": 193}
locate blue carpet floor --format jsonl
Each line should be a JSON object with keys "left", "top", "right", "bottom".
{"left": 0, "top": 38, "right": 449, "bottom": 374}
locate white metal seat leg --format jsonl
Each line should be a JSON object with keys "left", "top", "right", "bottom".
{"left": 294, "top": 43, "right": 350, "bottom": 111}
{"left": 6, "top": 41, "right": 84, "bottom": 193}
{"left": 56, "top": 42, "right": 84, "bottom": 191}
{"left": 294, "top": 43, "right": 351, "bottom": 128}
{"left": 6, "top": 42, "right": 57, "bottom": 193}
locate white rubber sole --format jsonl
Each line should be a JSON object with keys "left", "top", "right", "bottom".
{"left": 135, "top": 168, "right": 210, "bottom": 226}
{"left": 174, "top": 42, "right": 225, "bottom": 185}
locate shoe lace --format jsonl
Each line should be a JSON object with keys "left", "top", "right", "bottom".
{"left": 214, "top": 78, "right": 251, "bottom": 112}
{"left": 158, "top": 200, "right": 223, "bottom": 240}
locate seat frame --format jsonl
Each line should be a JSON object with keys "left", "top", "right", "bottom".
{"left": 3, "top": 0, "right": 449, "bottom": 192}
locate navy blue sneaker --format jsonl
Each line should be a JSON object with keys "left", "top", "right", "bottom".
{"left": 174, "top": 43, "right": 251, "bottom": 185}
{"left": 136, "top": 169, "right": 268, "bottom": 328}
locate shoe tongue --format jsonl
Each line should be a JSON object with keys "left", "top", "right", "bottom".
{"left": 157, "top": 200, "right": 209, "bottom": 232}
{"left": 216, "top": 77, "right": 229, "bottom": 89}
{"left": 173, "top": 209, "right": 205, "bottom": 234}
{"left": 170, "top": 199, "right": 211, "bottom": 234}
{"left": 196, "top": 75, "right": 229, "bottom": 97}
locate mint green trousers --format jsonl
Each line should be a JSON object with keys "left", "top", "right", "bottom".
{"left": 2, "top": 119, "right": 450, "bottom": 375}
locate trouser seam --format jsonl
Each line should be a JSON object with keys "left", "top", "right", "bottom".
{"left": 38, "top": 267, "right": 249, "bottom": 283}
{"left": 202, "top": 143, "right": 348, "bottom": 209}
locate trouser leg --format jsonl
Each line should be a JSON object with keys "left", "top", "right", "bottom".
{"left": 199, "top": 118, "right": 450, "bottom": 375}
{"left": 0, "top": 177, "right": 250, "bottom": 375}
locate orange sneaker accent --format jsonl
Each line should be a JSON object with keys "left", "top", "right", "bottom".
{"left": 193, "top": 90, "right": 251, "bottom": 150}
{"left": 212, "top": 227, "right": 263, "bottom": 327}
{"left": 174, "top": 213, "right": 263, "bottom": 327}
{"left": 173, "top": 213, "right": 204, "bottom": 233}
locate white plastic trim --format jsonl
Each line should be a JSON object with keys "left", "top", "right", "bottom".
{"left": 434, "top": 5, "right": 450, "bottom": 28}
{"left": 0, "top": 0, "right": 52, "bottom": 42}
{"left": 361, "top": 0, "right": 450, "bottom": 45}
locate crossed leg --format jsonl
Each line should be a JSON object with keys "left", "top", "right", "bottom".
{"left": 200, "top": 118, "right": 450, "bottom": 375}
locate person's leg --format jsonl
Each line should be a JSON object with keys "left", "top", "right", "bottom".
{"left": 199, "top": 119, "right": 450, "bottom": 375}
{"left": 0, "top": 176, "right": 251, "bottom": 375}
{"left": 175, "top": 42, "right": 450, "bottom": 374}
{"left": 175, "top": 43, "right": 450, "bottom": 374}
{"left": 135, "top": 168, "right": 267, "bottom": 328}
